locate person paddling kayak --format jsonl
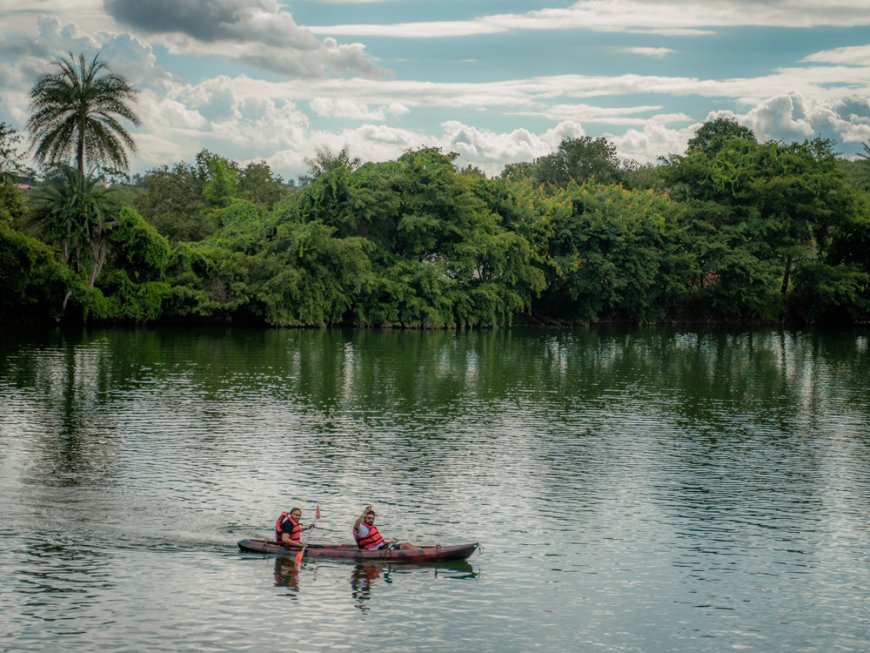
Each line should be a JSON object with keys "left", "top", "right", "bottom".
{"left": 275, "top": 506, "right": 315, "bottom": 548}
{"left": 353, "top": 505, "right": 416, "bottom": 551}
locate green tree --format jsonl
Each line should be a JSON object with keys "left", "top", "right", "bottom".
{"left": 536, "top": 184, "right": 687, "bottom": 323}
{"left": 134, "top": 162, "right": 213, "bottom": 242}
{"left": 28, "top": 52, "right": 141, "bottom": 179}
{"left": 499, "top": 161, "right": 537, "bottom": 183}
{"left": 856, "top": 142, "right": 870, "bottom": 191}
{"left": 0, "top": 122, "right": 33, "bottom": 183}
{"left": 238, "top": 160, "right": 291, "bottom": 209}
{"left": 31, "top": 166, "right": 118, "bottom": 290}
{"left": 535, "top": 136, "right": 623, "bottom": 187}
{"left": 687, "top": 116, "right": 755, "bottom": 154}
{"left": 97, "top": 206, "right": 172, "bottom": 321}
{"left": 302, "top": 145, "right": 361, "bottom": 182}
{"left": 0, "top": 180, "right": 28, "bottom": 226}
{"left": 203, "top": 157, "right": 239, "bottom": 209}
{"left": 662, "top": 123, "right": 863, "bottom": 321}
{"left": 0, "top": 220, "right": 75, "bottom": 320}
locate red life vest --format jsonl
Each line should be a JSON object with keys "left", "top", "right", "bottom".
{"left": 275, "top": 512, "right": 301, "bottom": 543}
{"left": 354, "top": 523, "right": 385, "bottom": 550}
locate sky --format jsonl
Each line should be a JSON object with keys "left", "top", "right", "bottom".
{"left": 0, "top": 0, "right": 868, "bottom": 181}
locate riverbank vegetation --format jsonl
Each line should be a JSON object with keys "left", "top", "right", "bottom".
{"left": 2, "top": 53, "right": 868, "bottom": 327}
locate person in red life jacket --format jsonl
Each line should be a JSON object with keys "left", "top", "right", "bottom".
{"left": 352, "top": 505, "right": 416, "bottom": 551}
{"left": 275, "top": 507, "right": 315, "bottom": 548}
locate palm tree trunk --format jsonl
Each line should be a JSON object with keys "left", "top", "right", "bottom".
{"left": 87, "top": 234, "right": 109, "bottom": 288}
{"left": 77, "top": 119, "right": 85, "bottom": 179}
{"left": 781, "top": 254, "right": 792, "bottom": 295}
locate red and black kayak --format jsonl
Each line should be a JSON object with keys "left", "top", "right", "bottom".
{"left": 238, "top": 539, "right": 478, "bottom": 563}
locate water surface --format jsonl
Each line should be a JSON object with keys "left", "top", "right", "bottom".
{"left": 1, "top": 326, "right": 868, "bottom": 652}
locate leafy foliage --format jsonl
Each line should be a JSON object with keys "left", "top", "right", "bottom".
{"left": 0, "top": 122, "right": 34, "bottom": 183}
{"left": 0, "top": 219, "right": 74, "bottom": 319}
{"left": 0, "top": 181, "right": 28, "bottom": 226}
{"left": 30, "top": 166, "right": 119, "bottom": 288}
{"left": 3, "top": 97, "right": 869, "bottom": 326}
{"left": 535, "top": 136, "right": 623, "bottom": 187}
{"left": 27, "top": 52, "right": 140, "bottom": 178}
{"left": 133, "top": 161, "right": 214, "bottom": 242}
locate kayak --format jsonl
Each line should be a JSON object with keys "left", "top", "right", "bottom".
{"left": 238, "top": 539, "right": 478, "bottom": 563}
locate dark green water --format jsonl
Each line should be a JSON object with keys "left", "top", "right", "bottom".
{"left": 1, "top": 326, "right": 868, "bottom": 652}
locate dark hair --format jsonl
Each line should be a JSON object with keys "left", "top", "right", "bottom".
{"left": 291, "top": 506, "right": 301, "bottom": 514}
{"left": 366, "top": 510, "right": 376, "bottom": 516}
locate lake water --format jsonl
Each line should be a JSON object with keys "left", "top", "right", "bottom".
{"left": 0, "top": 326, "right": 868, "bottom": 652}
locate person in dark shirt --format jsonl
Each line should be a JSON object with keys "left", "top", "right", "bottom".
{"left": 275, "top": 507, "right": 314, "bottom": 548}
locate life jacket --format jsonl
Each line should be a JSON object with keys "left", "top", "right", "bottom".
{"left": 275, "top": 512, "right": 301, "bottom": 543}
{"left": 354, "top": 523, "right": 385, "bottom": 550}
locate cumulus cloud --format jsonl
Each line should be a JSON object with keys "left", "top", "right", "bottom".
{"left": 440, "top": 121, "right": 583, "bottom": 165}
{"left": 103, "top": 70, "right": 870, "bottom": 177}
{"left": 0, "top": 16, "right": 171, "bottom": 126}
{"left": 103, "top": 0, "right": 387, "bottom": 78}
{"left": 4, "top": 7, "right": 869, "bottom": 178}
{"left": 741, "top": 94, "right": 870, "bottom": 145}
{"left": 609, "top": 121, "right": 698, "bottom": 163}
{"left": 264, "top": 120, "right": 588, "bottom": 178}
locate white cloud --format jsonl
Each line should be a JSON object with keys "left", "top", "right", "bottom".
{"left": 511, "top": 103, "right": 688, "bottom": 125}
{"left": 743, "top": 94, "right": 817, "bottom": 140}
{"left": 624, "top": 47, "right": 674, "bottom": 59}
{"left": 307, "top": 96, "right": 409, "bottom": 120}
{"left": 440, "top": 120, "right": 584, "bottom": 166}
{"left": 4, "top": 8, "right": 869, "bottom": 178}
{"left": 803, "top": 44, "right": 870, "bottom": 66}
{"left": 310, "top": 98, "right": 393, "bottom": 120}
{"left": 139, "top": 92, "right": 208, "bottom": 131}
{"left": 609, "top": 121, "right": 698, "bottom": 163}
{"left": 741, "top": 93, "right": 870, "bottom": 145}
{"left": 310, "top": 0, "right": 870, "bottom": 39}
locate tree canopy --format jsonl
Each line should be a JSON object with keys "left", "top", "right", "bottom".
{"left": 3, "top": 80, "right": 869, "bottom": 327}
{"left": 28, "top": 52, "right": 140, "bottom": 179}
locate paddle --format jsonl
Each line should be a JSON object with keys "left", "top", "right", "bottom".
{"left": 295, "top": 504, "right": 321, "bottom": 565}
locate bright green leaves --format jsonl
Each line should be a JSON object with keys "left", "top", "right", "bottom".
{"left": 267, "top": 147, "right": 543, "bottom": 327}
{"left": 0, "top": 219, "right": 72, "bottom": 319}
{"left": 534, "top": 184, "right": 684, "bottom": 323}
{"left": 661, "top": 129, "right": 864, "bottom": 321}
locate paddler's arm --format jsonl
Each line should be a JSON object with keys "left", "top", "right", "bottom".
{"left": 353, "top": 505, "right": 372, "bottom": 531}
{"left": 280, "top": 532, "right": 305, "bottom": 548}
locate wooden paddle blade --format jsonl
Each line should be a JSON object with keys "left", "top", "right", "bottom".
{"left": 316, "top": 504, "right": 321, "bottom": 520}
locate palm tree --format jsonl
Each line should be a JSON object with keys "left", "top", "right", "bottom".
{"left": 32, "top": 165, "right": 118, "bottom": 290}
{"left": 27, "top": 52, "right": 141, "bottom": 179}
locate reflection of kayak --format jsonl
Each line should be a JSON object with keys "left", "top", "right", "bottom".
{"left": 238, "top": 539, "right": 478, "bottom": 563}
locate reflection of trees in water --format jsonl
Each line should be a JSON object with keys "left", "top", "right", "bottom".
{"left": 7, "top": 325, "right": 865, "bottom": 426}
{"left": 3, "top": 325, "right": 867, "bottom": 492}
{"left": 468, "top": 327, "right": 870, "bottom": 546}
{"left": 0, "top": 327, "right": 121, "bottom": 487}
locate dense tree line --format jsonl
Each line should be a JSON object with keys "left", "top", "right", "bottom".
{"left": 1, "top": 53, "right": 868, "bottom": 326}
